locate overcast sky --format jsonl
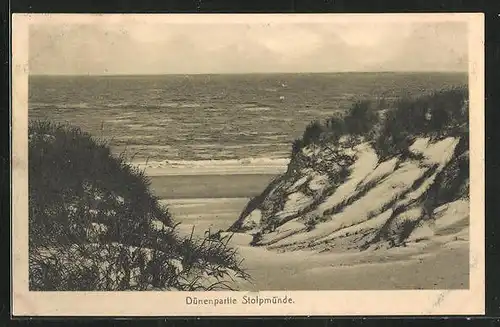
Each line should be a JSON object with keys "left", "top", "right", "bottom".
{"left": 29, "top": 19, "right": 468, "bottom": 75}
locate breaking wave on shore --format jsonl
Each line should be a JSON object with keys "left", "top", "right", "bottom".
{"left": 132, "top": 157, "right": 290, "bottom": 176}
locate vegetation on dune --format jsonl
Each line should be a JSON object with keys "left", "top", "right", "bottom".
{"left": 374, "top": 86, "right": 468, "bottom": 159}
{"left": 29, "top": 120, "right": 250, "bottom": 291}
{"left": 291, "top": 99, "right": 379, "bottom": 155}
{"left": 422, "top": 134, "right": 470, "bottom": 210}
{"left": 342, "top": 100, "right": 379, "bottom": 137}
{"left": 228, "top": 175, "right": 285, "bottom": 233}
{"left": 291, "top": 86, "right": 468, "bottom": 160}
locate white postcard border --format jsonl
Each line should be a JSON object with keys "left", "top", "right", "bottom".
{"left": 11, "top": 13, "right": 485, "bottom": 316}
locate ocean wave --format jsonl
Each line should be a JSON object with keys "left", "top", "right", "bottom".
{"left": 179, "top": 103, "right": 202, "bottom": 108}
{"left": 158, "top": 102, "right": 179, "bottom": 108}
{"left": 236, "top": 102, "right": 272, "bottom": 109}
{"left": 29, "top": 102, "right": 55, "bottom": 108}
{"left": 101, "top": 102, "right": 200, "bottom": 109}
{"left": 260, "top": 135, "right": 288, "bottom": 141}
{"left": 131, "top": 157, "right": 290, "bottom": 176}
{"left": 185, "top": 143, "right": 290, "bottom": 149}
{"left": 297, "top": 109, "right": 339, "bottom": 115}
{"left": 224, "top": 131, "right": 259, "bottom": 137}
{"left": 30, "top": 102, "right": 91, "bottom": 109}
{"left": 104, "top": 118, "right": 133, "bottom": 124}
{"left": 205, "top": 107, "right": 224, "bottom": 112}
{"left": 171, "top": 97, "right": 189, "bottom": 102}
{"left": 105, "top": 102, "right": 133, "bottom": 108}
{"left": 243, "top": 106, "right": 271, "bottom": 112}
{"left": 61, "top": 103, "right": 91, "bottom": 109}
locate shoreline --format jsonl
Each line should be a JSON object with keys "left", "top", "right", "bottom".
{"left": 131, "top": 158, "right": 290, "bottom": 176}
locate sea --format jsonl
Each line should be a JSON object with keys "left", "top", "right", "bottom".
{"left": 29, "top": 72, "right": 467, "bottom": 233}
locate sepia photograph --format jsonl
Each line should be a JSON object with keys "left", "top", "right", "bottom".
{"left": 12, "top": 13, "right": 484, "bottom": 316}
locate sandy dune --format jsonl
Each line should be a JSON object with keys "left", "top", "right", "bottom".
{"left": 154, "top": 136, "right": 469, "bottom": 291}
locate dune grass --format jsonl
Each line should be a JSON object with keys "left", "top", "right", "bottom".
{"left": 291, "top": 99, "right": 379, "bottom": 156}
{"left": 29, "top": 120, "right": 250, "bottom": 291}
{"left": 291, "top": 86, "right": 468, "bottom": 161}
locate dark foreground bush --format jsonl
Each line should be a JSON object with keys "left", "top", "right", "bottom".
{"left": 29, "top": 120, "right": 250, "bottom": 291}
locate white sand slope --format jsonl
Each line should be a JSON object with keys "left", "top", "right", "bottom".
{"left": 275, "top": 192, "right": 315, "bottom": 220}
{"left": 233, "top": 136, "right": 468, "bottom": 254}
{"left": 315, "top": 143, "right": 379, "bottom": 216}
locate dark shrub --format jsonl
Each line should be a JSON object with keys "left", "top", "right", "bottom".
{"left": 428, "top": 136, "right": 470, "bottom": 206}
{"left": 426, "top": 87, "right": 468, "bottom": 132}
{"left": 302, "top": 121, "right": 325, "bottom": 146}
{"left": 325, "top": 114, "right": 345, "bottom": 142}
{"left": 292, "top": 100, "right": 379, "bottom": 154}
{"left": 291, "top": 138, "right": 303, "bottom": 155}
{"left": 289, "top": 87, "right": 467, "bottom": 167}
{"left": 343, "top": 100, "right": 379, "bottom": 136}
{"left": 250, "top": 232, "right": 263, "bottom": 246}
{"left": 374, "top": 87, "right": 468, "bottom": 159}
{"left": 29, "top": 120, "right": 249, "bottom": 291}
{"left": 29, "top": 120, "right": 171, "bottom": 249}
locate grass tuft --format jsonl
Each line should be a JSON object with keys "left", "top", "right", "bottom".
{"left": 29, "top": 120, "right": 250, "bottom": 291}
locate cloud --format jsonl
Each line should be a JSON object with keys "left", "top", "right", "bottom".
{"left": 334, "top": 22, "right": 413, "bottom": 47}
{"left": 249, "top": 24, "right": 324, "bottom": 60}
{"left": 29, "top": 21, "right": 468, "bottom": 75}
{"left": 371, "top": 22, "right": 468, "bottom": 71}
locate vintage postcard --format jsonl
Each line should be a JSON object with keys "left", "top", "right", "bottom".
{"left": 12, "top": 13, "right": 484, "bottom": 316}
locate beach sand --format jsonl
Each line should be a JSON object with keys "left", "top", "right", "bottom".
{"left": 228, "top": 234, "right": 469, "bottom": 290}
{"left": 151, "top": 172, "right": 469, "bottom": 291}
{"left": 160, "top": 197, "right": 250, "bottom": 237}
{"left": 151, "top": 174, "right": 278, "bottom": 199}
